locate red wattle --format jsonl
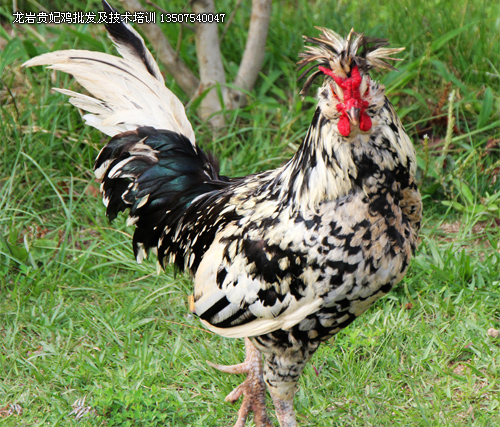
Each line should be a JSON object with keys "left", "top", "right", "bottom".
{"left": 359, "top": 113, "right": 372, "bottom": 132}
{"left": 338, "top": 114, "right": 351, "bottom": 137}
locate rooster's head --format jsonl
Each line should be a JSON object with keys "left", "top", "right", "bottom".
{"left": 298, "top": 28, "right": 404, "bottom": 137}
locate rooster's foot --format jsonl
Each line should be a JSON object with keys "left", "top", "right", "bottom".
{"left": 208, "top": 337, "right": 273, "bottom": 427}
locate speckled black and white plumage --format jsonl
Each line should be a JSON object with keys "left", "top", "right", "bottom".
{"left": 25, "top": 11, "right": 422, "bottom": 426}
{"left": 92, "top": 87, "right": 421, "bottom": 405}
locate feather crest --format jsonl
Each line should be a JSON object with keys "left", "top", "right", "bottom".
{"left": 298, "top": 27, "right": 405, "bottom": 95}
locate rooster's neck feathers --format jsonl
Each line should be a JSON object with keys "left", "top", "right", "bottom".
{"left": 275, "top": 98, "right": 416, "bottom": 215}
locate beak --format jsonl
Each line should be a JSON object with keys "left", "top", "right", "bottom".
{"left": 346, "top": 107, "right": 361, "bottom": 126}
{"left": 346, "top": 107, "right": 360, "bottom": 126}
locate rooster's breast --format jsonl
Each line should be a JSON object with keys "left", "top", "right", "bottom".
{"left": 191, "top": 188, "right": 415, "bottom": 340}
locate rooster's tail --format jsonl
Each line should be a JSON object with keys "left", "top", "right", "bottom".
{"left": 23, "top": 1, "right": 230, "bottom": 266}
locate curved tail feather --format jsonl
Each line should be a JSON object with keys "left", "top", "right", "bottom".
{"left": 23, "top": 0, "right": 195, "bottom": 144}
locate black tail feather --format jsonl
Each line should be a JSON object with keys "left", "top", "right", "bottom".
{"left": 101, "top": 0, "right": 163, "bottom": 81}
{"left": 95, "top": 127, "right": 231, "bottom": 264}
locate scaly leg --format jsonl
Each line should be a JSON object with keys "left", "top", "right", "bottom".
{"left": 207, "top": 337, "right": 273, "bottom": 427}
{"left": 270, "top": 394, "right": 297, "bottom": 427}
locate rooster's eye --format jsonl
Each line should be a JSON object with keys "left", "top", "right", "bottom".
{"left": 329, "top": 84, "right": 337, "bottom": 97}
{"left": 329, "top": 83, "right": 343, "bottom": 101}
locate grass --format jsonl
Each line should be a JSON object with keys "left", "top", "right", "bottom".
{"left": 1, "top": 0, "right": 500, "bottom": 425}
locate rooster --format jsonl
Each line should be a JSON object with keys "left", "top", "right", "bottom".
{"left": 24, "top": 2, "right": 422, "bottom": 426}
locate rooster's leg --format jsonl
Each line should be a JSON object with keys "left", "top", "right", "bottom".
{"left": 270, "top": 394, "right": 297, "bottom": 427}
{"left": 207, "top": 337, "right": 272, "bottom": 427}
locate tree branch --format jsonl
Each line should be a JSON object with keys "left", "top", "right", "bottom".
{"left": 120, "top": 0, "right": 199, "bottom": 97}
{"left": 117, "top": 0, "right": 272, "bottom": 129}
{"left": 143, "top": 0, "right": 196, "bottom": 31}
{"left": 191, "top": 0, "right": 226, "bottom": 128}
{"left": 220, "top": 0, "right": 243, "bottom": 42}
{"left": 228, "top": 0, "right": 272, "bottom": 108}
